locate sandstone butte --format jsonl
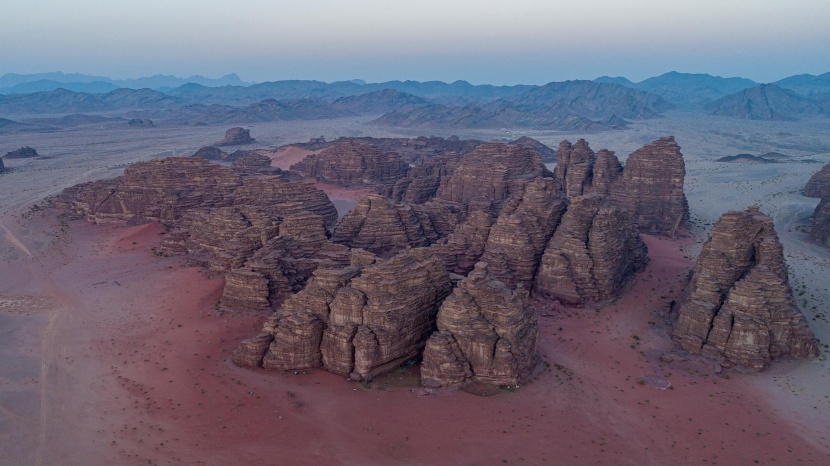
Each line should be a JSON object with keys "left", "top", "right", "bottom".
{"left": 56, "top": 136, "right": 723, "bottom": 387}
{"left": 671, "top": 207, "right": 818, "bottom": 370}
{"left": 805, "top": 162, "right": 830, "bottom": 247}
{"left": 554, "top": 136, "right": 689, "bottom": 236}
{"left": 216, "top": 126, "right": 255, "bottom": 146}
{"left": 421, "top": 262, "right": 539, "bottom": 389}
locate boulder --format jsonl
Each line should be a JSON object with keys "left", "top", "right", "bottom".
{"left": 217, "top": 127, "right": 254, "bottom": 146}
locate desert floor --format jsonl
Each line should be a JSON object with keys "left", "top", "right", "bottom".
{"left": 1, "top": 112, "right": 829, "bottom": 464}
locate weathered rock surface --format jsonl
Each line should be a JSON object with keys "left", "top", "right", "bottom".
{"left": 391, "top": 153, "right": 462, "bottom": 204}
{"left": 436, "top": 143, "right": 548, "bottom": 214}
{"left": 510, "top": 136, "right": 556, "bottom": 163}
{"left": 234, "top": 248, "right": 453, "bottom": 381}
{"left": 804, "top": 163, "right": 830, "bottom": 198}
{"left": 421, "top": 262, "right": 539, "bottom": 389}
{"left": 431, "top": 209, "right": 494, "bottom": 275}
{"left": 231, "top": 152, "right": 281, "bottom": 176}
{"left": 810, "top": 197, "right": 830, "bottom": 247}
{"left": 533, "top": 194, "right": 648, "bottom": 305}
{"left": 192, "top": 146, "right": 227, "bottom": 160}
{"left": 290, "top": 140, "right": 409, "bottom": 192}
{"left": 480, "top": 177, "right": 567, "bottom": 289}
{"left": 217, "top": 127, "right": 255, "bottom": 146}
{"left": 331, "top": 194, "right": 439, "bottom": 255}
{"left": 554, "top": 139, "right": 595, "bottom": 197}
{"left": 671, "top": 207, "right": 819, "bottom": 370}
{"left": 4, "top": 146, "right": 38, "bottom": 158}
{"left": 610, "top": 136, "right": 688, "bottom": 235}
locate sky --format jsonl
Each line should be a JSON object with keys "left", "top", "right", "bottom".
{"left": 2, "top": 0, "right": 830, "bottom": 85}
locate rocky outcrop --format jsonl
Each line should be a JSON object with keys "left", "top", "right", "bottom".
{"left": 480, "top": 177, "right": 568, "bottom": 289}
{"left": 533, "top": 194, "right": 648, "bottom": 306}
{"left": 805, "top": 163, "right": 830, "bottom": 198}
{"left": 290, "top": 140, "right": 409, "bottom": 192}
{"left": 192, "top": 146, "right": 227, "bottom": 160}
{"left": 431, "top": 209, "right": 494, "bottom": 275}
{"left": 421, "top": 262, "right": 538, "bottom": 389}
{"left": 231, "top": 152, "right": 281, "bottom": 176}
{"left": 510, "top": 136, "right": 556, "bottom": 163}
{"left": 671, "top": 207, "right": 819, "bottom": 370}
{"left": 436, "top": 143, "right": 548, "bottom": 214}
{"left": 217, "top": 127, "right": 255, "bottom": 146}
{"left": 592, "top": 149, "right": 624, "bottom": 195}
{"left": 0, "top": 157, "right": 4, "bottom": 174}
{"left": 554, "top": 139, "right": 595, "bottom": 197}
{"left": 331, "top": 195, "right": 439, "bottom": 255}
{"left": 610, "top": 136, "right": 688, "bottom": 235}
{"left": 3, "top": 146, "right": 38, "bottom": 158}
{"left": 391, "top": 153, "right": 462, "bottom": 204}
{"left": 234, "top": 248, "right": 453, "bottom": 380}
{"left": 810, "top": 197, "right": 830, "bottom": 247}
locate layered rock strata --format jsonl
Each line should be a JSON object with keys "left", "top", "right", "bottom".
{"left": 554, "top": 139, "right": 595, "bottom": 197}
{"left": 231, "top": 152, "right": 281, "bottom": 176}
{"left": 805, "top": 163, "right": 830, "bottom": 198}
{"left": 331, "top": 195, "right": 439, "bottom": 255}
{"left": 290, "top": 140, "right": 409, "bottom": 191}
{"left": 533, "top": 194, "right": 648, "bottom": 305}
{"left": 234, "top": 248, "right": 453, "bottom": 381}
{"left": 810, "top": 197, "right": 830, "bottom": 247}
{"left": 671, "top": 207, "right": 818, "bottom": 370}
{"left": 421, "top": 262, "right": 539, "bottom": 389}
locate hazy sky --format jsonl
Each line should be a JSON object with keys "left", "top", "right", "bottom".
{"left": 2, "top": 0, "right": 829, "bottom": 84}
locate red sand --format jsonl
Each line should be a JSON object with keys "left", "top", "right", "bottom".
{"left": 1, "top": 213, "right": 828, "bottom": 465}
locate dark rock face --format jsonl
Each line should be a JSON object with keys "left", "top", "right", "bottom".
{"left": 805, "top": 163, "right": 830, "bottom": 198}
{"left": 217, "top": 127, "right": 255, "bottom": 146}
{"left": 290, "top": 140, "right": 409, "bottom": 192}
{"left": 231, "top": 152, "right": 281, "bottom": 176}
{"left": 192, "top": 146, "right": 227, "bottom": 160}
{"left": 0, "top": 157, "right": 4, "bottom": 174}
{"left": 127, "top": 118, "right": 154, "bottom": 127}
{"left": 4, "top": 146, "right": 38, "bottom": 158}
{"left": 330, "top": 194, "right": 439, "bottom": 255}
{"left": 554, "top": 136, "right": 689, "bottom": 236}
{"left": 436, "top": 143, "right": 548, "bottom": 214}
{"left": 421, "top": 262, "right": 538, "bottom": 389}
{"left": 810, "top": 197, "right": 830, "bottom": 248}
{"left": 610, "top": 136, "right": 688, "bottom": 235}
{"left": 533, "top": 194, "right": 648, "bottom": 305}
{"left": 671, "top": 207, "right": 819, "bottom": 370}
{"left": 233, "top": 248, "right": 453, "bottom": 381}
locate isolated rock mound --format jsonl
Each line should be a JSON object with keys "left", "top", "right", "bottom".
{"left": 217, "top": 127, "right": 255, "bottom": 146}
{"left": 804, "top": 163, "right": 830, "bottom": 198}
{"left": 671, "top": 207, "right": 818, "bottom": 370}
{"left": 231, "top": 152, "right": 281, "bottom": 176}
{"left": 290, "top": 140, "right": 409, "bottom": 192}
{"left": 810, "top": 197, "right": 830, "bottom": 248}
{"left": 234, "top": 248, "right": 453, "bottom": 381}
{"left": 421, "top": 262, "right": 539, "bottom": 389}
{"left": 532, "top": 194, "right": 648, "bottom": 305}
{"left": 4, "top": 146, "right": 38, "bottom": 158}
{"left": 192, "top": 146, "right": 227, "bottom": 160}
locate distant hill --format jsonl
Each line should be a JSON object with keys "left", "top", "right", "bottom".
{"left": 716, "top": 153, "right": 780, "bottom": 163}
{"left": 330, "top": 89, "right": 432, "bottom": 114}
{"left": 0, "top": 79, "right": 119, "bottom": 95}
{"left": 773, "top": 72, "right": 830, "bottom": 96}
{"left": 706, "top": 84, "right": 827, "bottom": 120}
{"left": 594, "top": 72, "right": 757, "bottom": 106}
{"left": 126, "top": 98, "right": 354, "bottom": 124}
{"left": 0, "top": 88, "right": 185, "bottom": 114}
{"left": 373, "top": 80, "right": 669, "bottom": 130}
{"left": 0, "top": 72, "right": 250, "bottom": 93}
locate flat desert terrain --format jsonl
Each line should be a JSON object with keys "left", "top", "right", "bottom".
{"left": 1, "top": 111, "right": 829, "bottom": 464}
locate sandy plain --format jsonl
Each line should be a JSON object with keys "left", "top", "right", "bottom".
{"left": 1, "top": 111, "right": 829, "bottom": 464}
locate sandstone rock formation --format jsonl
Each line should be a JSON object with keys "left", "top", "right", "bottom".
{"left": 391, "top": 153, "right": 462, "bottom": 204}
{"left": 552, "top": 136, "right": 688, "bottom": 236}
{"left": 217, "top": 127, "right": 254, "bottom": 146}
{"left": 421, "top": 262, "right": 538, "bottom": 389}
{"left": 233, "top": 248, "right": 453, "bottom": 381}
{"left": 330, "top": 195, "right": 439, "bottom": 255}
{"left": 804, "top": 163, "right": 830, "bottom": 198}
{"left": 810, "top": 197, "right": 830, "bottom": 248}
{"left": 533, "top": 194, "right": 648, "bottom": 305}
{"left": 436, "top": 143, "right": 548, "bottom": 214}
{"left": 671, "top": 207, "right": 818, "bottom": 370}
{"left": 231, "top": 152, "right": 281, "bottom": 176}
{"left": 290, "top": 140, "right": 409, "bottom": 192}
{"left": 431, "top": 209, "right": 494, "bottom": 275}
{"left": 192, "top": 146, "right": 227, "bottom": 160}
{"left": 611, "top": 136, "right": 688, "bottom": 235}
{"left": 510, "top": 136, "right": 556, "bottom": 163}
{"left": 4, "top": 146, "right": 38, "bottom": 158}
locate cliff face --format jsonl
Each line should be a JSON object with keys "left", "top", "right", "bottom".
{"left": 805, "top": 163, "right": 830, "bottom": 198}
{"left": 532, "top": 194, "right": 648, "bottom": 305}
{"left": 671, "top": 207, "right": 818, "bottom": 370}
{"left": 234, "top": 248, "right": 453, "bottom": 381}
{"left": 421, "top": 262, "right": 538, "bottom": 389}
{"left": 290, "top": 140, "right": 409, "bottom": 192}
{"left": 553, "top": 136, "right": 689, "bottom": 236}
{"left": 810, "top": 197, "right": 830, "bottom": 247}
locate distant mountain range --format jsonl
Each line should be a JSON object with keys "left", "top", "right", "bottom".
{"left": 1, "top": 70, "right": 830, "bottom": 129}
